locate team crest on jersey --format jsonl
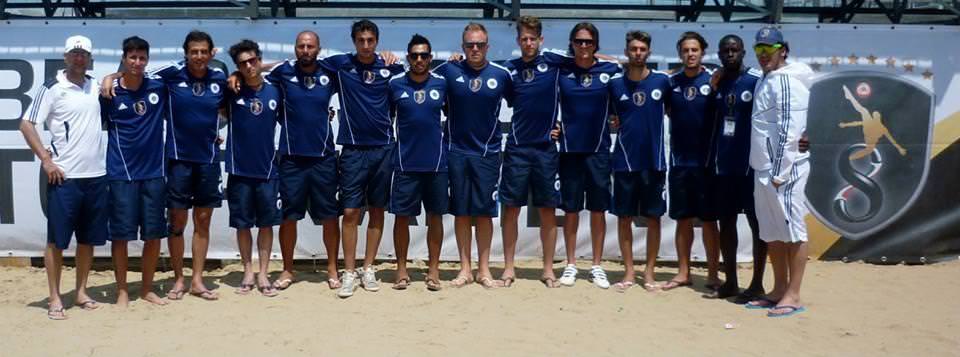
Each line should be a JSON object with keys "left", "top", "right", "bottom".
{"left": 487, "top": 78, "right": 498, "bottom": 90}
{"left": 580, "top": 74, "right": 592, "bottom": 87}
{"left": 599, "top": 73, "right": 610, "bottom": 84}
{"left": 250, "top": 98, "right": 263, "bottom": 115}
{"left": 741, "top": 90, "right": 753, "bottom": 102}
{"left": 192, "top": 82, "right": 205, "bottom": 96}
{"left": 414, "top": 89, "right": 426, "bottom": 104}
{"left": 632, "top": 92, "right": 646, "bottom": 107}
{"left": 651, "top": 89, "right": 662, "bottom": 100}
{"left": 429, "top": 89, "right": 440, "bottom": 100}
{"left": 699, "top": 84, "right": 710, "bottom": 96}
{"left": 319, "top": 75, "right": 330, "bottom": 86}
{"left": 210, "top": 83, "right": 221, "bottom": 94}
{"left": 380, "top": 69, "right": 391, "bottom": 78}
{"left": 537, "top": 63, "right": 548, "bottom": 73}
{"left": 148, "top": 92, "right": 159, "bottom": 105}
{"left": 726, "top": 93, "right": 736, "bottom": 108}
{"left": 363, "top": 70, "right": 375, "bottom": 84}
{"left": 268, "top": 99, "right": 277, "bottom": 111}
{"left": 684, "top": 86, "right": 697, "bottom": 101}
{"left": 522, "top": 68, "right": 535, "bottom": 83}
{"left": 134, "top": 100, "right": 147, "bottom": 116}
{"left": 304, "top": 75, "right": 316, "bottom": 89}
{"left": 469, "top": 78, "right": 482, "bottom": 92}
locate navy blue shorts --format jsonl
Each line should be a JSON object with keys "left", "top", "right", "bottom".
{"left": 47, "top": 176, "right": 108, "bottom": 249}
{"left": 668, "top": 166, "right": 706, "bottom": 220}
{"left": 703, "top": 172, "right": 755, "bottom": 219}
{"left": 558, "top": 152, "right": 611, "bottom": 213}
{"left": 167, "top": 159, "right": 223, "bottom": 209}
{"left": 279, "top": 154, "right": 339, "bottom": 222}
{"left": 612, "top": 170, "right": 667, "bottom": 218}
{"left": 338, "top": 145, "right": 392, "bottom": 209}
{"left": 227, "top": 175, "right": 281, "bottom": 229}
{"left": 389, "top": 171, "right": 450, "bottom": 217}
{"left": 109, "top": 178, "right": 168, "bottom": 241}
{"left": 500, "top": 143, "right": 560, "bottom": 208}
{"left": 448, "top": 151, "right": 500, "bottom": 217}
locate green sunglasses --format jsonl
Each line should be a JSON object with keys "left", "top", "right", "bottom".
{"left": 753, "top": 43, "right": 783, "bottom": 56}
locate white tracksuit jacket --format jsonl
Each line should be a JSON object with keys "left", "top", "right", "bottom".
{"left": 749, "top": 61, "right": 814, "bottom": 185}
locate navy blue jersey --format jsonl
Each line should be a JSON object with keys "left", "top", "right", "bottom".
{"left": 225, "top": 81, "right": 282, "bottom": 179}
{"left": 322, "top": 53, "right": 404, "bottom": 146}
{"left": 150, "top": 61, "right": 226, "bottom": 164}
{"left": 433, "top": 61, "right": 513, "bottom": 157}
{"left": 265, "top": 60, "right": 338, "bottom": 157}
{"left": 609, "top": 70, "right": 672, "bottom": 172}
{"left": 101, "top": 76, "right": 167, "bottom": 181}
{"left": 557, "top": 60, "right": 621, "bottom": 153}
{"left": 503, "top": 51, "right": 570, "bottom": 147}
{"left": 667, "top": 68, "right": 716, "bottom": 168}
{"left": 388, "top": 72, "right": 448, "bottom": 172}
{"left": 711, "top": 67, "right": 762, "bottom": 176}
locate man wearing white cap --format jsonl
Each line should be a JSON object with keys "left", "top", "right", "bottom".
{"left": 19, "top": 35, "right": 107, "bottom": 320}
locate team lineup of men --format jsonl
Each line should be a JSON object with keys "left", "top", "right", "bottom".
{"left": 21, "top": 17, "right": 812, "bottom": 320}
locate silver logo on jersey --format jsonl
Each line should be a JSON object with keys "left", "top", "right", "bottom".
{"left": 148, "top": 92, "right": 160, "bottom": 105}
{"left": 741, "top": 90, "right": 753, "bottom": 102}
{"left": 684, "top": 86, "right": 697, "bottom": 101}
{"left": 304, "top": 76, "right": 316, "bottom": 89}
{"left": 469, "top": 78, "right": 482, "bottom": 92}
{"left": 414, "top": 89, "right": 426, "bottom": 104}
{"left": 319, "top": 75, "right": 330, "bottom": 86}
{"left": 429, "top": 89, "right": 440, "bottom": 100}
{"left": 580, "top": 74, "right": 592, "bottom": 87}
{"left": 268, "top": 99, "right": 277, "bottom": 111}
{"left": 522, "top": 68, "right": 535, "bottom": 83}
{"left": 537, "top": 63, "right": 548, "bottom": 73}
{"left": 599, "top": 73, "right": 610, "bottom": 84}
{"left": 210, "top": 83, "right": 221, "bottom": 94}
{"left": 651, "top": 89, "right": 662, "bottom": 101}
{"left": 487, "top": 78, "right": 498, "bottom": 90}
{"left": 134, "top": 100, "right": 147, "bottom": 115}
{"left": 363, "top": 70, "right": 375, "bottom": 84}
{"left": 250, "top": 98, "right": 263, "bottom": 115}
{"left": 380, "top": 69, "right": 391, "bottom": 78}
{"left": 192, "top": 82, "right": 205, "bottom": 96}
{"left": 632, "top": 92, "right": 646, "bottom": 107}
{"left": 699, "top": 84, "right": 711, "bottom": 96}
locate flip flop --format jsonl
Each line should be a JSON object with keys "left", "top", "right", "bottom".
{"left": 661, "top": 280, "right": 693, "bottom": 291}
{"left": 734, "top": 290, "right": 764, "bottom": 305}
{"left": 613, "top": 281, "right": 635, "bottom": 293}
{"left": 235, "top": 283, "right": 255, "bottom": 295}
{"left": 76, "top": 300, "right": 100, "bottom": 311}
{"left": 539, "top": 277, "right": 559, "bottom": 288}
{"left": 166, "top": 288, "right": 186, "bottom": 300}
{"left": 272, "top": 278, "right": 293, "bottom": 290}
{"left": 47, "top": 305, "right": 67, "bottom": 320}
{"left": 258, "top": 285, "right": 279, "bottom": 298}
{"left": 189, "top": 289, "right": 219, "bottom": 301}
{"left": 327, "top": 278, "right": 341, "bottom": 290}
{"left": 392, "top": 277, "right": 410, "bottom": 290}
{"left": 745, "top": 297, "right": 779, "bottom": 309}
{"left": 642, "top": 282, "right": 661, "bottom": 292}
{"left": 477, "top": 276, "right": 503, "bottom": 290}
{"left": 449, "top": 275, "right": 473, "bottom": 288}
{"left": 767, "top": 305, "right": 806, "bottom": 318}
{"left": 501, "top": 276, "right": 516, "bottom": 288}
{"left": 425, "top": 277, "right": 442, "bottom": 291}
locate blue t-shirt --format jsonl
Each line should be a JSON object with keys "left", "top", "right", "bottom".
{"left": 388, "top": 72, "right": 448, "bottom": 172}
{"left": 150, "top": 61, "right": 227, "bottom": 164}
{"left": 322, "top": 53, "right": 404, "bottom": 147}
{"left": 101, "top": 76, "right": 167, "bottom": 181}
{"left": 225, "top": 81, "right": 282, "bottom": 179}
{"left": 668, "top": 68, "right": 716, "bottom": 168}
{"left": 608, "top": 70, "right": 672, "bottom": 172}
{"left": 265, "top": 60, "right": 338, "bottom": 157}
{"left": 503, "top": 51, "right": 570, "bottom": 148}
{"left": 557, "top": 60, "right": 621, "bottom": 153}
{"left": 433, "top": 60, "right": 513, "bottom": 157}
{"left": 710, "top": 67, "right": 762, "bottom": 176}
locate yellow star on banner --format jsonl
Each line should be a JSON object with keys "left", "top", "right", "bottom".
{"left": 885, "top": 57, "right": 896, "bottom": 68}
{"left": 904, "top": 63, "right": 915, "bottom": 72}
{"left": 810, "top": 62, "right": 822, "bottom": 72}
{"left": 922, "top": 69, "right": 933, "bottom": 80}
{"left": 847, "top": 53, "right": 859, "bottom": 64}
{"left": 831, "top": 56, "right": 841, "bottom": 66}
{"left": 866, "top": 55, "right": 877, "bottom": 64}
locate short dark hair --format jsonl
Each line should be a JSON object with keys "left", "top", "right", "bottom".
{"left": 122, "top": 36, "right": 150, "bottom": 57}
{"left": 351, "top": 19, "right": 379, "bottom": 41}
{"left": 676, "top": 31, "right": 707, "bottom": 53}
{"left": 625, "top": 30, "right": 651, "bottom": 48}
{"left": 228, "top": 39, "right": 261, "bottom": 65}
{"left": 516, "top": 15, "right": 542, "bottom": 37}
{"left": 182, "top": 30, "right": 214, "bottom": 53}
{"left": 718, "top": 34, "right": 744, "bottom": 49}
{"left": 568, "top": 22, "right": 599, "bottom": 55}
{"left": 407, "top": 34, "right": 432, "bottom": 54}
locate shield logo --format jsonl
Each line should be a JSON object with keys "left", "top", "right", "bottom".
{"left": 363, "top": 70, "right": 375, "bottom": 84}
{"left": 414, "top": 90, "right": 426, "bottom": 104}
{"left": 192, "top": 82, "right": 205, "bottom": 96}
{"left": 632, "top": 91, "right": 646, "bottom": 107}
{"left": 134, "top": 100, "right": 147, "bottom": 116}
{"left": 522, "top": 68, "right": 535, "bottom": 83}
{"left": 304, "top": 76, "right": 316, "bottom": 89}
{"left": 806, "top": 71, "right": 933, "bottom": 239}
{"left": 469, "top": 78, "right": 482, "bottom": 92}
{"left": 249, "top": 98, "right": 263, "bottom": 115}
{"left": 726, "top": 93, "right": 736, "bottom": 108}
{"left": 684, "top": 86, "right": 696, "bottom": 101}
{"left": 580, "top": 74, "right": 592, "bottom": 87}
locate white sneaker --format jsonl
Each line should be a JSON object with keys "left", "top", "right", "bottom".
{"left": 559, "top": 264, "right": 577, "bottom": 287}
{"left": 590, "top": 265, "right": 610, "bottom": 289}
{"left": 361, "top": 267, "right": 381, "bottom": 292}
{"left": 337, "top": 271, "right": 358, "bottom": 298}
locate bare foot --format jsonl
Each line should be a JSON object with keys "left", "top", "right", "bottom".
{"left": 141, "top": 292, "right": 169, "bottom": 306}
{"left": 116, "top": 290, "right": 130, "bottom": 308}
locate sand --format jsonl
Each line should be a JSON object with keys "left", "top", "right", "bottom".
{"left": 1, "top": 258, "right": 958, "bottom": 356}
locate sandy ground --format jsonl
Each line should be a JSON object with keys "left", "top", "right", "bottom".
{"left": 1, "top": 258, "right": 958, "bottom": 357}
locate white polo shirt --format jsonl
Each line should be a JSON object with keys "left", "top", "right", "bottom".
{"left": 25, "top": 70, "right": 106, "bottom": 178}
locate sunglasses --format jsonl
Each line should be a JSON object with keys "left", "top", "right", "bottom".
{"left": 753, "top": 43, "right": 783, "bottom": 57}
{"left": 463, "top": 41, "right": 487, "bottom": 49}
{"left": 409, "top": 52, "right": 432, "bottom": 60}
{"left": 237, "top": 56, "right": 261, "bottom": 67}
{"left": 573, "top": 39, "right": 595, "bottom": 47}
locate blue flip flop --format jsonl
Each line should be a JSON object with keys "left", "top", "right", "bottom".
{"left": 767, "top": 305, "right": 807, "bottom": 318}
{"left": 744, "top": 297, "right": 778, "bottom": 310}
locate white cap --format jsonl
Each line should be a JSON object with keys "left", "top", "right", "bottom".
{"left": 64, "top": 35, "right": 92, "bottom": 54}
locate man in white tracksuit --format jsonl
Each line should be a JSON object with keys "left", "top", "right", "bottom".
{"left": 746, "top": 26, "right": 813, "bottom": 318}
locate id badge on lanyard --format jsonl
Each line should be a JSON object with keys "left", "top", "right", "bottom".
{"left": 723, "top": 116, "right": 736, "bottom": 137}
